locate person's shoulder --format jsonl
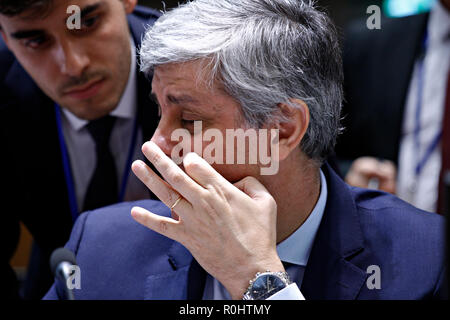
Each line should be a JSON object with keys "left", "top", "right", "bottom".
{"left": 352, "top": 187, "right": 444, "bottom": 230}
{"left": 351, "top": 187, "right": 445, "bottom": 259}
{"left": 83, "top": 199, "right": 170, "bottom": 232}
{"left": 128, "top": 6, "right": 162, "bottom": 44}
{"left": 72, "top": 199, "right": 174, "bottom": 258}
{"left": 131, "top": 5, "right": 162, "bottom": 22}
{"left": 349, "top": 188, "right": 446, "bottom": 298}
{"left": 353, "top": 187, "right": 443, "bottom": 223}
{"left": 61, "top": 200, "right": 176, "bottom": 299}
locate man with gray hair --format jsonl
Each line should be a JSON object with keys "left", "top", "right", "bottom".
{"left": 45, "top": 0, "right": 446, "bottom": 300}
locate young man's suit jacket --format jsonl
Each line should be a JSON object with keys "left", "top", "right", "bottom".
{"left": 336, "top": 13, "right": 429, "bottom": 164}
{"left": 43, "top": 164, "right": 447, "bottom": 300}
{"left": 0, "top": 6, "right": 161, "bottom": 299}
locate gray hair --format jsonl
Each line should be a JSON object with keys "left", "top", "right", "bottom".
{"left": 140, "top": 0, "right": 343, "bottom": 164}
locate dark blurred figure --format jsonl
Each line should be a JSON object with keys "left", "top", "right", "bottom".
{"left": 0, "top": 0, "right": 160, "bottom": 299}
{"left": 337, "top": 0, "right": 450, "bottom": 214}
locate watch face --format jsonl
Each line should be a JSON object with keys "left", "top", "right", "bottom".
{"left": 250, "top": 274, "right": 287, "bottom": 300}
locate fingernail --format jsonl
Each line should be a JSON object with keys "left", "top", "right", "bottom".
{"left": 142, "top": 141, "right": 151, "bottom": 152}
{"left": 131, "top": 207, "right": 143, "bottom": 219}
{"left": 132, "top": 160, "right": 144, "bottom": 170}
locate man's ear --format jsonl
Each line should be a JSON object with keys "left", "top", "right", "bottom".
{"left": 275, "top": 99, "right": 310, "bottom": 161}
{"left": 123, "top": 0, "right": 138, "bottom": 14}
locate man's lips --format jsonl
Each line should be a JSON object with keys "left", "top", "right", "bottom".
{"left": 63, "top": 78, "right": 105, "bottom": 100}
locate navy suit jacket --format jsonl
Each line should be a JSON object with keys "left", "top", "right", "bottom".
{"left": 0, "top": 6, "right": 161, "bottom": 299}
{"left": 43, "top": 164, "right": 447, "bottom": 300}
{"left": 336, "top": 13, "right": 428, "bottom": 165}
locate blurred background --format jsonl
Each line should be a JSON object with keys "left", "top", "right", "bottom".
{"left": 139, "top": 0, "right": 436, "bottom": 30}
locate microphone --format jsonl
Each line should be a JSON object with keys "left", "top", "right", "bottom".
{"left": 50, "top": 248, "right": 77, "bottom": 300}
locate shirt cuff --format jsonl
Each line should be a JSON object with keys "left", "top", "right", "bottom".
{"left": 266, "top": 283, "right": 305, "bottom": 300}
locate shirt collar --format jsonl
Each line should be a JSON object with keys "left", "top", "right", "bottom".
{"left": 276, "top": 169, "right": 327, "bottom": 267}
{"left": 428, "top": 0, "right": 450, "bottom": 46}
{"left": 62, "top": 37, "right": 137, "bottom": 131}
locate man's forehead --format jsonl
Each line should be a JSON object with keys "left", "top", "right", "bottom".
{"left": 153, "top": 62, "right": 201, "bottom": 78}
{"left": 1, "top": 0, "right": 106, "bottom": 26}
{"left": 151, "top": 66, "right": 205, "bottom": 107}
{"left": 152, "top": 63, "right": 240, "bottom": 118}
{"left": 153, "top": 62, "right": 226, "bottom": 95}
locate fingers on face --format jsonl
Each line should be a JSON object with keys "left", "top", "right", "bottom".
{"left": 131, "top": 160, "right": 192, "bottom": 215}
{"left": 233, "top": 177, "right": 277, "bottom": 218}
{"left": 141, "top": 142, "right": 205, "bottom": 203}
{"left": 182, "top": 152, "right": 231, "bottom": 190}
{"left": 233, "top": 176, "right": 272, "bottom": 203}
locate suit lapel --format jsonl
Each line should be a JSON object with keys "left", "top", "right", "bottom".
{"left": 144, "top": 240, "right": 207, "bottom": 300}
{"left": 380, "top": 14, "right": 428, "bottom": 105}
{"left": 126, "top": 12, "right": 161, "bottom": 199}
{"left": 3, "top": 60, "right": 74, "bottom": 247}
{"left": 374, "top": 13, "right": 429, "bottom": 161}
{"left": 301, "top": 164, "right": 367, "bottom": 299}
{"left": 128, "top": 11, "right": 160, "bottom": 143}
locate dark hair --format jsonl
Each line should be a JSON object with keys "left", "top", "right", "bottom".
{"left": 0, "top": 0, "right": 52, "bottom": 17}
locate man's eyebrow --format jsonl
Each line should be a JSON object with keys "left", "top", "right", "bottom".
{"left": 61, "top": 2, "right": 104, "bottom": 25}
{"left": 79, "top": 2, "right": 103, "bottom": 18}
{"left": 150, "top": 92, "right": 213, "bottom": 116}
{"left": 10, "top": 2, "right": 105, "bottom": 39}
{"left": 10, "top": 29, "right": 43, "bottom": 39}
{"left": 167, "top": 94, "right": 198, "bottom": 105}
{"left": 150, "top": 92, "right": 199, "bottom": 105}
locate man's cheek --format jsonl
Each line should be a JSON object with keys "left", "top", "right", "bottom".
{"left": 211, "top": 163, "right": 258, "bottom": 184}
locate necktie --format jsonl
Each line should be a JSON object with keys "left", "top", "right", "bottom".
{"left": 82, "top": 115, "right": 118, "bottom": 211}
{"left": 282, "top": 260, "right": 305, "bottom": 289}
{"left": 438, "top": 70, "right": 450, "bottom": 214}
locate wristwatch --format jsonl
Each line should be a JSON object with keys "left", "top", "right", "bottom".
{"left": 242, "top": 270, "right": 292, "bottom": 300}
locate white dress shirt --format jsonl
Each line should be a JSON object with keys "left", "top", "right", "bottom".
{"left": 202, "top": 169, "right": 328, "bottom": 300}
{"left": 59, "top": 38, "right": 149, "bottom": 211}
{"left": 397, "top": 1, "right": 450, "bottom": 212}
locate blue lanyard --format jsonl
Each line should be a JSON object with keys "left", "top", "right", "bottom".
{"left": 54, "top": 104, "right": 139, "bottom": 222}
{"left": 413, "top": 31, "right": 443, "bottom": 179}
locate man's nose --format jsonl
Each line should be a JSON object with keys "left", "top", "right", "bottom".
{"left": 54, "top": 40, "right": 90, "bottom": 77}
{"left": 150, "top": 124, "right": 180, "bottom": 158}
